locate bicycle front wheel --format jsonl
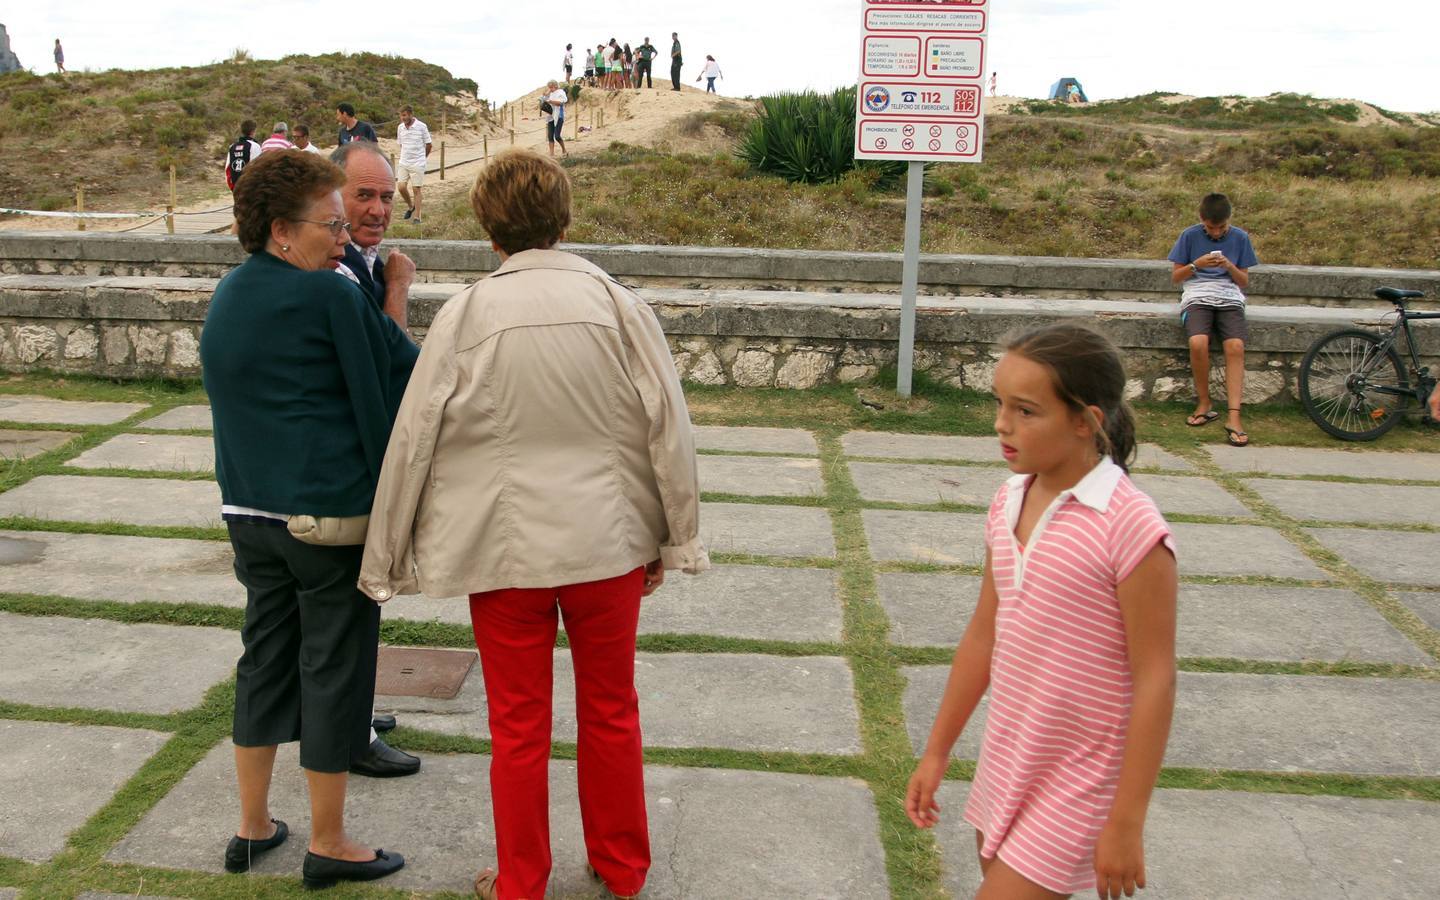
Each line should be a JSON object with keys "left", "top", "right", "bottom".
{"left": 1299, "top": 328, "right": 1409, "bottom": 441}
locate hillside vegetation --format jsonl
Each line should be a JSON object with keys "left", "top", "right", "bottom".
{"left": 407, "top": 92, "right": 1440, "bottom": 270}
{"left": 0, "top": 53, "right": 477, "bottom": 211}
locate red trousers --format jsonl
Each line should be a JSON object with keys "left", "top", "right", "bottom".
{"left": 468, "top": 567, "right": 650, "bottom": 900}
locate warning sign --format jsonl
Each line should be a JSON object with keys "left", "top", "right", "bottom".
{"left": 855, "top": 0, "right": 988, "bottom": 163}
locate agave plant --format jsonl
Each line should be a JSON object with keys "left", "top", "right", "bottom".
{"left": 738, "top": 86, "right": 908, "bottom": 187}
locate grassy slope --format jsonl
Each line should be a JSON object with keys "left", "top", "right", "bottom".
{"left": 0, "top": 53, "right": 477, "bottom": 211}
{"left": 415, "top": 94, "right": 1440, "bottom": 269}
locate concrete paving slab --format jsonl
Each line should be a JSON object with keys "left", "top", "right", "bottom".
{"left": 639, "top": 565, "right": 843, "bottom": 642}
{"left": 0, "top": 720, "right": 169, "bottom": 862}
{"left": 0, "top": 529, "right": 239, "bottom": 606}
{"left": 863, "top": 509, "right": 988, "bottom": 566}
{"left": 876, "top": 577, "right": 1428, "bottom": 663}
{"left": 902, "top": 667, "right": 1440, "bottom": 775}
{"left": 877, "top": 572, "right": 981, "bottom": 647}
{"left": 852, "top": 464, "right": 1247, "bottom": 516}
{"left": 138, "top": 405, "right": 213, "bottom": 431}
{"left": 842, "top": 431, "right": 1001, "bottom": 462}
{"left": 851, "top": 462, "right": 1001, "bottom": 508}
{"left": 1169, "top": 522, "right": 1329, "bottom": 580}
{"left": 1397, "top": 592, "right": 1440, "bottom": 633}
{"left": 384, "top": 651, "right": 863, "bottom": 755}
{"left": 1130, "top": 473, "right": 1253, "bottom": 517}
{"left": 693, "top": 425, "right": 817, "bottom": 455}
{"left": 0, "top": 428, "right": 76, "bottom": 460}
{"left": 698, "top": 455, "right": 824, "bottom": 497}
{"left": 0, "top": 891, "right": 16, "bottom": 900}
{"left": 1307, "top": 528, "right": 1440, "bottom": 587}
{"left": 1248, "top": 478, "right": 1440, "bottom": 526}
{"left": 110, "top": 742, "right": 889, "bottom": 898}
{"left": 1208, "top": 444, "right": 1440, "bottom": 482}
{"left": 1132, "top": 443, "right": 1196, "bottom": 473}
{"left": 701, "top": 502, "right": 835, "bottom": 558}
{"left": 0, "top": 612, "right": 240, "bottom": 714}
{"left": 0, "top": 394, "right": 147, "bottom": 425}
{"left": 1178, "top": 583, "right": 1432, "bottom": 664}
{"left": 0, "top": 475, "right": 221, "bottom": 528}
{"left": 935, "top": 782, "right": 1440, "bottom": 899}
{"left": 65, "top": 433, "right": 214, "bottom": 473}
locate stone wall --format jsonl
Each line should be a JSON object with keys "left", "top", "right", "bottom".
{"left": 2, "top": 274, "right": 1435, "bottom": 402}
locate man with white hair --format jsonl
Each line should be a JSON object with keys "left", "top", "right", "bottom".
{"left": 260, "top": 122, "right": 294, "bottom": 153}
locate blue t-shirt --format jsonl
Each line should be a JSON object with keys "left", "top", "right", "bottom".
{"left": 1168, "top": 224, "right": 1258, "bottom": 283}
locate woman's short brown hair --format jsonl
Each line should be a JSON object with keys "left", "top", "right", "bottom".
{"left": 469, "top": 149, "right": 572, "bottom": 255}
{"left": 233, "top": 150, "right": 347, "bottom": 254}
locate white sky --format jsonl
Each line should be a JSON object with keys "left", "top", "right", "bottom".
{"left": 6, "top": 1, "right": 1439, "bottom": 112}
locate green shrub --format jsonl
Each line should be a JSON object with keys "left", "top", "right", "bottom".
{"left": 737, "top": 86, "right": 905, "bottom": 187}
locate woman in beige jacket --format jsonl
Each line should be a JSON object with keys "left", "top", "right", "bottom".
{"left": 358, "top": 149, "right": 708, "bottom": 900}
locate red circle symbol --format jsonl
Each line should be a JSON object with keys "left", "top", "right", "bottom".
{"left": 928, "top": 139, "right": 941, "bottom": 151}
{"left": 875, "top": 137, "right": 888, "bottom": 150}
{"left": 902, "top": 124, "right": 915, "bottom": 137}
{"left": 955, "top": 126, "right": 969, "bottom": 138}
{"left": 956, "top": 140, "right": 969, "bottom": 152}
{"left": 902, "top": 138, "right": 915, "bottom": 150}
{"left": 929, "top": 125, "right": 943, "bottom": 137}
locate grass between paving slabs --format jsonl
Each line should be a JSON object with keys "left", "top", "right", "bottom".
{"left": 2, "top": 376, "right": 1439, "bottom": 897}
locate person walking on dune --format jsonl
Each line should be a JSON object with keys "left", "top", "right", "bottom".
{"left": 695, "top": 55, "right": 722, "bottom": 93}
{"left": 669, "top": 32, "right": 683, "bottom": 91}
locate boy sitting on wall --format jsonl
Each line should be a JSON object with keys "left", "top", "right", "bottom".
{"left": 1168, "top": 192, "right": 1259, "bottom": 446}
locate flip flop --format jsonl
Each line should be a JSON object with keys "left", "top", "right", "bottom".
{"left": 587, "top": 863, "right": 641, "bottom": 899}
{"left": 1187, "top": 410, "right": 1219, "bottom": 427}
{"left": 473, "top": 868, "right": 497, "bottom": 899}
{"left": 1224, "top": 426, "right": 1250, "bottom": 447}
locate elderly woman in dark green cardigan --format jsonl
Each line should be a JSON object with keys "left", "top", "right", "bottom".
{"left": 200, "top": 150, "right": 416, "bottom": 890}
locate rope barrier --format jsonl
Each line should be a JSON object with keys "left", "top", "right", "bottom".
{"left": 0, "top": 205, "right": 233, "bottom": 219}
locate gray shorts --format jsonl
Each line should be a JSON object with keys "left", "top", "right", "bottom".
{"left": 1182, "top": 305, "right": 1248, "bottom": 343}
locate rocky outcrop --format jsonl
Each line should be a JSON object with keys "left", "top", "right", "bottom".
{"left": 0, "top": 25, "right": 23, "bottom": 74}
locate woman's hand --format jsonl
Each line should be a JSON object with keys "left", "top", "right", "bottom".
{"left": 1093, "top": 819, "right": 1146, "bottom": 899}
{"left": 642, "top": 559, "right": 665, "bottom": 596}
{"left": 904, "top": 753, "right": 948, "bottom": 828}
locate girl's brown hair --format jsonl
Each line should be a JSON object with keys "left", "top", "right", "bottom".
{"left": 1004, "top": 324, "right": 1138, "bottom": 472}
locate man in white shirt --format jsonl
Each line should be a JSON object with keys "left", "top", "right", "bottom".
{"left": 292, "top": 123, "right": 323, "bottom": 154}
{"left": 543, "top": 80, "right": 568, "bottom": 157}
{"left": 395, "top": 105, "right": 432, "bottom": 223}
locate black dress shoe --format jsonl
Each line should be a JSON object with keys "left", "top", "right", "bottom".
{"left": 349, "top": 738, "right": 420, "bottom": 778}
{"left": 302, "top": 848, "right": 404, "bottom": 890}
{"left": 224, "top": 818, "right": 288, "bottom": 873}
{"left": 371, "top": 714, "right": 397, "bottom": 733}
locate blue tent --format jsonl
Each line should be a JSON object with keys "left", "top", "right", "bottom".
{"left": 1048, "top": 77, "right": 1089, "bottom": 103}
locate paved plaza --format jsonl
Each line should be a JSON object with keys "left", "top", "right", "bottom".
{"left": 0, "top": 397, "right": 1438, "bottom": 898}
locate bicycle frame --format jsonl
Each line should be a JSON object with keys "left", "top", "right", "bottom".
{"left": 1364, "top": 307, "right": 1440, "bottom": 402}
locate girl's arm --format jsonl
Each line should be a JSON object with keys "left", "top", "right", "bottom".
{"left": 905, "top": 550, "right": 999, "bottom": 828}
{"left": 1094, "top": 542, "right": 1177, "bottom": 899}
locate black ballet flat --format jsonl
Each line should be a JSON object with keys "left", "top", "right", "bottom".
{"left": 223, "top": 818, "right": 288, "bottom": 873}
{"left": 302, "top": 848, "right": 405, "bottom": 890}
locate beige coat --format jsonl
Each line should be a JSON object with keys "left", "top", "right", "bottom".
{"left": 358, "top": 249, "right": 709, "bottom": 601}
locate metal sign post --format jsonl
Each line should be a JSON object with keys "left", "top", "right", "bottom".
{"left": 854, "top": 0, "right": 990, "bottom": 397}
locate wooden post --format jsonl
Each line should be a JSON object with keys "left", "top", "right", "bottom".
{"left": 389, "top": 152, "right": 397, "bottom": 172}
{"left": 440, "top": 141, "right": 446, "bottom": 180}
{"left": 167, "top": 165, "right": 177, "bottom": 234}
{"left": 76, "top": 186, "right": 85, "bottom": 232}
{"left": 509, "top": 129, "right": 515, "bottom": 146}
{"left": 484, "top": 135, "right": 489, "bottom": 159}
{"left": 573, "top": 107, "right": 580, "bottom": 139}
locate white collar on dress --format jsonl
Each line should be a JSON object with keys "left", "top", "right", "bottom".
{"left": 1004, "top": 455, "right": 1123, "bottom": 525}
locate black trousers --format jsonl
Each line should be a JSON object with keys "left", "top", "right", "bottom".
{"left": 637, "top": 59, "right": 652, "bottom": 88}
{"left": 671, "top": 59, "right": 682, "bottom": 90}
{"left": 229, "top": 522, "right": 380, "bottom": 773}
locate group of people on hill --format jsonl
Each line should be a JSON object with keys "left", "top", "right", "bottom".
{"left": 563, "top": 33, "right": 720, "bottom": 93}
{"left": 224, "top": 101, "right": 433, "bottom": 222}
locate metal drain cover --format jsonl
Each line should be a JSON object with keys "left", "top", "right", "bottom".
{"left": 375, "top": 646, "right": 477, "bottom": 699}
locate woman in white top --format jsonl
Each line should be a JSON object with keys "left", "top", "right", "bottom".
{"left": 542, "top": 80, "right": 568, "bottom": 157}
{"left": 696, "top": 55, "right": 723, "bottom": 93}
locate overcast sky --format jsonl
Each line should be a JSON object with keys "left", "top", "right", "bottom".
{"left": 6, "top": 1, "right": 1437, "bottom": 112}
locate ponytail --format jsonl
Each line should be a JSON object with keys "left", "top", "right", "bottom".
{"left": 1004, "top": 324, "right": 1137, "bottom": 472}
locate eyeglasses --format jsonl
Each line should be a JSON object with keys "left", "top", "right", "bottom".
{"left": 294, "top": 218, "right": 351, "bottom": 236}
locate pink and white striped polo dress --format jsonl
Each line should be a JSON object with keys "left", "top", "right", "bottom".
{"left": 963, "top": 457, "right": 1174, "bottom": 894}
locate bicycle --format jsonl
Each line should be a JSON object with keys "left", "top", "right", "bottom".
{"left": 1297, "top": 287, "right": 1439, "bottom": 441}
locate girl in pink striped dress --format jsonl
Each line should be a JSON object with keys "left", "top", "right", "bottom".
{"left": 906, "top": 325, "right": 1178, "bottom": 900}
